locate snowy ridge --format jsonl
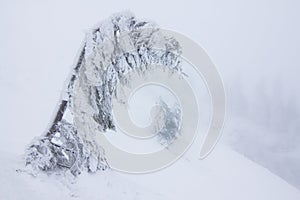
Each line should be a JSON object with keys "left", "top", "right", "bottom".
{"left": 2, "top": 144, "right": 300, "bottom": 200}
{"left": 0, "top": 9, "right": 299, "bottom": 200}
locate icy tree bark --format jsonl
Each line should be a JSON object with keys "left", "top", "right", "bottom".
{"left": 25, "top": 12, "right": 182, "bottom": 176}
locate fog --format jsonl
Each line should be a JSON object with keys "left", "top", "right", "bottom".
{"left": 0, "top": 0, "right": 299, "bottom": 189}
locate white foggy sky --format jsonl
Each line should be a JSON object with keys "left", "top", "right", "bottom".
{"left": 0, "top": 0, "right": 299, "bottom": 188}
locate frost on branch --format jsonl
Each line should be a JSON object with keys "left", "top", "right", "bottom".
{"left": 154, "top": 101, "right": 182, "bottom": 146}
{"left": 25, "top": 11, "right": 183, "bottom": 176}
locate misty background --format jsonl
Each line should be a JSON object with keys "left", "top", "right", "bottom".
{"left": 0, "top": 0, "right": 299, "bottom": 189}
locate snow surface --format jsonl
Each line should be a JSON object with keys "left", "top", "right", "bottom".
{"left": 1, "top": 144, "right": 300, "bottom": 200}
{"left": 1, "top": 0, "right": 300, "bottom": 198}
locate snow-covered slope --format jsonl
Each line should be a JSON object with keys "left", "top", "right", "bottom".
{"left": 1, "top": 144, "right": 299, "bottom": 200}
{"left": 1, "top": 1, "right": 300, "bottom": 199}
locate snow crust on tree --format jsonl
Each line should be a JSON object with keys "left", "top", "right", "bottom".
{"left": 152, "top": 100, "right": 181, "bottom": 146}
{"left": 25, "top": 11, "right": 183, "bottom": 176}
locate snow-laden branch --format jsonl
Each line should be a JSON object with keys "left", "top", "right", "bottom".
{"left": 25, "top": 12, "right": 182, "bottom": 176}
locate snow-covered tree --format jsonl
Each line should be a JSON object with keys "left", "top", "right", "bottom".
{"left": 25, "top": 11, "right": 182, "bottom": 176}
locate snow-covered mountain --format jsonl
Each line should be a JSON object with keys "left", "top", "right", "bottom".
{"left": 1, "top": 144, "right": 300, "bottom": 199}
{"left": 1, "top": 1, "right": 300, "bottom": 199}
